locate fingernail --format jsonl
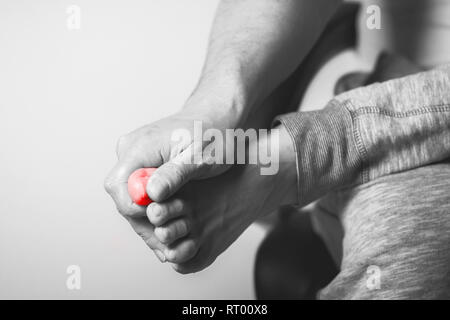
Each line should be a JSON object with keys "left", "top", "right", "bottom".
{"left": 154, "top": 250, "right": 166, "bottom": 263}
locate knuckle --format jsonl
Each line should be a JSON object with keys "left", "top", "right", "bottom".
{"left": 130, "top": 137, "right": 151, "bottom": 157}
{"left": 103, "top": 177, "right": 115, "bottom": 194}
{"left": 116, "top": 134, "right": 129, "bottom": 156}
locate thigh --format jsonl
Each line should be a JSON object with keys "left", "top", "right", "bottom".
{"left": 320, "top": 161, "right": 450, "bottom": 299}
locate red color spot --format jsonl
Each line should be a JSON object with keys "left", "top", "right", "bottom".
{"left": 127, "top": 168, "right": 157, "bottom": 206}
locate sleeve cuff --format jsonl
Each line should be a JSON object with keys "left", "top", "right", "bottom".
{"left": 273, "top": 99, "right": 363, "bottom": 207}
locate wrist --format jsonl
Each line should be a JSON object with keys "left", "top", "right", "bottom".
{"left": 181, "top": 70, "right": 252, "bottom": 129}
{"left": 265, "top": 125, "right": 297, "bottom": 207}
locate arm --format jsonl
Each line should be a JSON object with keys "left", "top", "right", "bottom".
{"left": 276, "top": 65, "right": 450, "bottom": 207}
{"left": 185, "top": 0, "right": 342, "bottom": 129}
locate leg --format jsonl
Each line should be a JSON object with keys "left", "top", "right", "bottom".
{"left": 320, "top": 161, "right": 450, "bottom": 299}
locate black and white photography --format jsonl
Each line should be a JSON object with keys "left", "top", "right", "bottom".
{"left": 1, "top": 0, "right": 450, "bottom": 304}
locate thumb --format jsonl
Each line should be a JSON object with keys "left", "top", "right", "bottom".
{"left": 146, "top": 146, "right": 199, "bottom": 202}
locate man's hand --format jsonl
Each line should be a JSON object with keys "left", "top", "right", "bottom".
{"left": 103, "top": 86, "right": 244, "bottom": 211}
{"left": 104, "top": 95, "right": 240, "bottom": 260}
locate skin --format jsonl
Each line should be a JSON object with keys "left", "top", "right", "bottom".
{"left": 104, "top": 0, "right": 341, "bottom": 272}
{"left": 147, "top": 125, "right": 297, "bottom": 273}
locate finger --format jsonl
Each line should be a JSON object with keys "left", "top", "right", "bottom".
{"left": 104, "top": 158, "right": 146, "bottom": 218}
{"left": 154, "top": 218, "right": 191, "bottom": 245}
{"left": 146, "top": 198, "right": 191, "bottom": 227}
{"left": 127, "top": 216, "right": 167, "bottom": 262}
{"left": 146, "top": 146, "right": 199, "bottom": 202}
{"left": 163, "top": 238, "right": 199, "bottom": 264}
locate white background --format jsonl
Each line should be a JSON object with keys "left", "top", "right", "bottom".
{"left": 0, "top": 0, "right": 366, "bottom": 299}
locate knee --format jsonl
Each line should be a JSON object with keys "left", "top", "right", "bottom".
{"left": 321, "top": 208, "right": 450, "bottom": 299}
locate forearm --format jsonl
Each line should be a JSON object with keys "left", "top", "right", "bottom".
{"left": 183, "top": 0, "right": 341, "bottom": 128}
{"left": 277, "top": 65, "right": 450, "bottom": 207}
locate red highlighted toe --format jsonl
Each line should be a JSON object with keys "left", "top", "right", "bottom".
{"left": 127, "top": 168, "right": 157, "bottom": 206}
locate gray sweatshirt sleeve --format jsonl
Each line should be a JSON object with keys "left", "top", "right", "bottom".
{"left": 274, "top": 65, "right": 450, "bottom": 207}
